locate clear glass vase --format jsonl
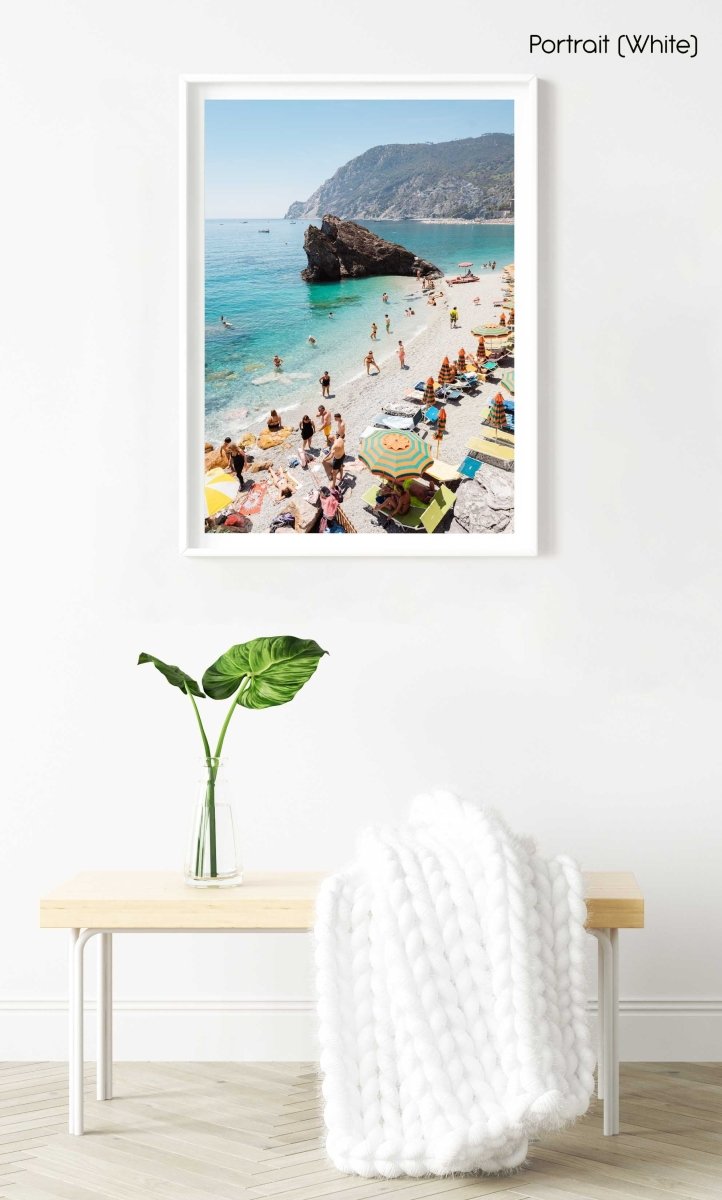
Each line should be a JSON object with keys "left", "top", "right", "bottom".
{"left": 185, "top": 759, "right": 243, "bottom": 888}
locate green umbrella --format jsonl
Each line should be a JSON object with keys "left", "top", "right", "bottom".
{"left": 359, "top": 429, "right": 433, "bottom": 482}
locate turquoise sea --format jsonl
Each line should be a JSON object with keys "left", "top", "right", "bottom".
{"left": 204, "top": 219, "right": 514, "bottom": 442}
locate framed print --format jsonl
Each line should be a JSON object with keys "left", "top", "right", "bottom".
{"left": 181, "top": 75, "right": 537, "bottom": 555}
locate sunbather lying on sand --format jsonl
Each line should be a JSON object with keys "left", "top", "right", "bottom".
{"left": 269, "top": 465, "right": 297, "bottom": 501}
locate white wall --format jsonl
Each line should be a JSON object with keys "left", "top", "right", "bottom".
{"left": 1, "top": 0, "right": 720, "bottom": 1062}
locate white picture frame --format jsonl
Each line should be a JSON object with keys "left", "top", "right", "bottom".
{"left": 181, "top": 75, "right": 537, "bottom": 556}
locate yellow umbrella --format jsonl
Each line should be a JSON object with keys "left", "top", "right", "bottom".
{"left": 204, "top": 468, "right": 239, "bottom": 517}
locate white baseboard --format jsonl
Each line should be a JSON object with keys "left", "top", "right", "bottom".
{"left": 1, "top": 997, "right": 720, "bottom": 1062}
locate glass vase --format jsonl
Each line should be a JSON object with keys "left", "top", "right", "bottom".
{"left": 185, "top": 759, "right": 243, "bottom": 888}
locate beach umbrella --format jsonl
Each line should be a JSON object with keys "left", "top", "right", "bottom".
{"left": 204, "top": 468, "right": 239, "bottom": 517}
{"left": 438, "top": 356, "right": 453, "bottom": 387}
{"left": 499, "top": 312, "right": 506, "bottom": 326}
{"left": 476, "top": 336, "right": 486, "bottom": 363}
{"left": 434, "top": 406, "right": 447, "bottom": 456}
{"left": 457, "top": 348, "right": 467, "bottom": 371}
{"left": 487, "top": 394, "right": 508, "bottom": 439}
{"left": 359, "top": 429, "right": 433, "bottom": 482}
{"left": 457, "top": 262, "right": 473, "bottom": 268}
{"left": 423, "top": 377, "right": 436, "bottom": 405}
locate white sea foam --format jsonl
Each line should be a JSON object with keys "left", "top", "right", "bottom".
{"left": 250, "top": 371, "right": 312, "bottom": 387}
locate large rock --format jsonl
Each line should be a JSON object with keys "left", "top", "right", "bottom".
{"left": 454, "top": 469, "right": 515, "bottom": 535}
{"left": 301, "top": 215, "right": 441, "bottom": 283}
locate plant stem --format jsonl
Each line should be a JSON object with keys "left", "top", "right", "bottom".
{"left": 185, "top": 685, "right": 212, "bottom": 761}
{"left": 185, "top": 684, "right": 216, "bottom": 878}
{"left": 206, "top": 769, "right": 217, "bottom": 878}
{"left": 213, "top": 681, "right": 247, "bottom": 767}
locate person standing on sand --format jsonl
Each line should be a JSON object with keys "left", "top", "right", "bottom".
{"left": 319, "top": 370, "right": 331, "bottom": 398}
{"left": 364, "top": 350, "right": 381, "bottom": 375}
{"left": 397, "top": 340, "right": 406, "bottom": 369}
{"left": 324, "top": 434, "right": 346, "bottom": 487}
{"left": 370, "top": 322, "right": 378, "bottom": 341}
{"left": 385, "top": 314, "right": 391, "bottom": 334}
{"left": 450, "top": 307, "right": 459, "bottom": 329}
{"left": 299, "top": 414, "right": 315, "bottom": 451}
{"left": 317, "top": 405, "right": 333, "bottom": 446}
{"left": 334, "top": 412, "right": 346, "bottom": 440}
{"left": 223, "top": 438, "right": 245, "bottom": 489}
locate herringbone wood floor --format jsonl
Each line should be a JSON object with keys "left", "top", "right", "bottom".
{"left": 1, "top": 1063, "right": 721, "bottom": 1199}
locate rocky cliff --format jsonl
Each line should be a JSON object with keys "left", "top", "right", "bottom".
{"left": 286, "top": 133, "right": 513, "bottom": 221}
{"left": 300, "top": 215, "right": 442, "bottom": 283}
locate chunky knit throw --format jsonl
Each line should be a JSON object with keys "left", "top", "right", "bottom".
{"left": 315, "top": 794, "right": 595, "bottom": 1177}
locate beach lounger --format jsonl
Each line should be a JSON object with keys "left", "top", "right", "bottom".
{"left": 424, "top": 459, "right": 462, "bottom": 486}
{"left": 425, "top": 405, "right": 440, "bottom": 426}
{"left": 436, "top": 387, "right": 463, "bottom": 402}
{"left": 361, "top": 483, "right": 427, "bottom": 531}
{"left": 372, "top": 413, "right": 416, "bottom": 431}
{"left": 420, "top": 485, "right": 456, "bottom": 534}
{"left": 383, "top": 400, "right": 423, "bottom": 423}
{"left": 467, "top": 436, "right": 515, "bottom": 471}
{"left": 458, "top": 455, "right": 483, "bottom": 480}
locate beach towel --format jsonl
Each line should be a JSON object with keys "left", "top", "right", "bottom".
{"left": 315, "top": 793, "right": 594, "bottom": 1178}
{"left": 237, "top": 481, "right": 267, "bottom": 516}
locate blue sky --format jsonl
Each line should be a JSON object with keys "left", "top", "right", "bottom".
{"left": 205, "top": 99, "right": 514, "bottom": 218}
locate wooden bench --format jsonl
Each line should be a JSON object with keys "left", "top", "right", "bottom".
{"left": 40, "top": 870, "right": 643, "bottom": 1137}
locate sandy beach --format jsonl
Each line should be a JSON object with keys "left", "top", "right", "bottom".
{"left": 205, "top": 265, "right": 514, "bottom": 535}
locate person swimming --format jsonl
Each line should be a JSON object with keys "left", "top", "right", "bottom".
{"left": 307, "top": 335, "right": 317, "bottom": 345}
{"left": 273, "top": 355, "right": 283, "bottom": 370}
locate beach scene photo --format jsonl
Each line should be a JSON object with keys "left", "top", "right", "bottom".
{"left": 203, "top": 98, "right": 517, "bottom": 539}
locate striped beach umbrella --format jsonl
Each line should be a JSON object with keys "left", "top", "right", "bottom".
{"left": 487, "top": 394, "right": 508, "bottom": 438}
{"left": 457, "top": 348, "right": 467, "bottom": 371}
{"left": 204, "top": 468, "right": 239, "bottom": 517}
{"left": 499, "top": 312, "right": 506, "bottom": 326}
{"left": 423, "top": 377, "right": 436, "bottom": 405}
{"left": 438, "top": 357, "right": 453, "bottom": 387}
{"left": 434, "top": 406, "right": 447, "bottom": 456}
{"left": 475, "top": 336, "right": 486, "bottom": 363}
{"left": 359, "top": 429, "right": 433, "bottom": 482}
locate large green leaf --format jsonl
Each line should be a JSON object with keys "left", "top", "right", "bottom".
{"left": 202, "top": 637, "right": 327, "bottom": 709}
{"left": 138, "top": 652, "right": 204, "bottom": 698}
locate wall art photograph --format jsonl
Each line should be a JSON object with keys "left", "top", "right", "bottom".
{"left": 183, "top": 79, "right": 537, "bottom": 555}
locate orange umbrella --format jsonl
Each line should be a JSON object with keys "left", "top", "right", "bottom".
{"left": 434, "top": 406, "right": 447, "bottom": 456}
{"left": 476, "top": 336, "right": 486, "bottom": 364}
{"left": 457, "top": 348, "right": 467, "bottom": 371}
{"left": 499, "top": 312, "right": 506, "bottom": 326}
{"left": 423, "top": 377, "right": 436, "bottom": 405}
{"left": 438, "top": 357, "right": 453, "bottom": 386}
{"left": 487, "top": 394, "right": 508, "bottom": 439}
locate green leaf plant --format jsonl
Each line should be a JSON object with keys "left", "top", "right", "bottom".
{"left": 138, "top": 638, "right": 327, "bottom": 879}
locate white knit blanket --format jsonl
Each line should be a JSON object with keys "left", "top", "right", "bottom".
{"left": 315, "top": 794, "right": 595, "bottom": 1177}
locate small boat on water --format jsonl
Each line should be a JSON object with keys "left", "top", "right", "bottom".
{"left": 258, "top": 228, "right": 270, "bottom": 233}
{"left": 449, "top": 262, "right": 479, "bottom": 285}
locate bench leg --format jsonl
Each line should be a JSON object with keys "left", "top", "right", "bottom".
{"left": 97, "top": 932, "right": 113, "bottom": 1101}
{"left": 592, "top": 928, "right": 620, "bottom": 1135}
